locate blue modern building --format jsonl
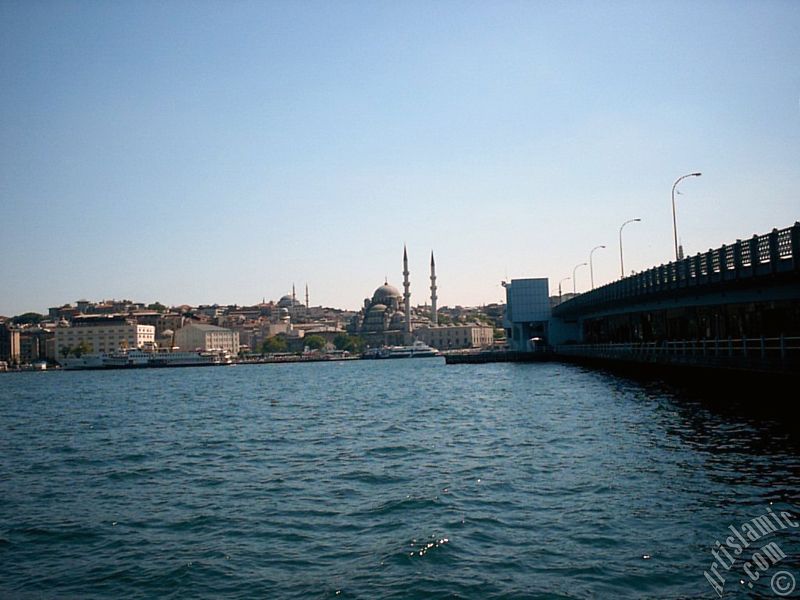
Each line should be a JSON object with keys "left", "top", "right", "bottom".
{"left": 502, "top": 278, "right": 551, "bottom": 351}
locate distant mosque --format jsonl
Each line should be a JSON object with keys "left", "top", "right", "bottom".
{"left": 276, "top": 284, "right": 309, "bottom": 320}
{"left": 349, "top": 246, "right": 438, "bottom": 347}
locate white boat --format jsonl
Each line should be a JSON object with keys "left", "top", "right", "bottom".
{"left": 372, "top": 341, "right": 441, "bottom": 359}
{"left": 61, "top": 349, "right": 233, "bottom": 370}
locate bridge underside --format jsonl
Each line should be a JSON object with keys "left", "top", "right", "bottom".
{"left": 549, "top": 224, "right": 800, "bottom": 376}
{"left": 582, "top": 286, "right": 800, "bottom": 343}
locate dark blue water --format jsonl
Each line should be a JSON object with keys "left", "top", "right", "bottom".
{"left": 1, "top": 360, "right": 798, "bottom": 599}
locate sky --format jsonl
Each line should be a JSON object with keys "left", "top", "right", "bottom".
{"left": 1, "top": 0, "right": 799, "bottom": 316}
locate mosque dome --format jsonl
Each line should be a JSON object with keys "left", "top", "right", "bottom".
{"left": 368, "top": 303, "right": 388, "bottom": 313}
{"left": 277, "top": 295, "right": 295, "bottom": 308}
{"left": 372, "top": 284, "right": 401, "bottom": 304}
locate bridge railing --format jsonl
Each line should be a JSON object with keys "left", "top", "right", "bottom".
{"left": 555, "top": 336, "right": 800, "bottom": 361}
{"left": 553, "top": 222, "right": 800, "bottom": 316}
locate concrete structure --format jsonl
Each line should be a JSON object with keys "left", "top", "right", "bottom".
{"left": 54, "top": 315, "right": 156, "bottom": 355}
{"left": 0, "top": 325, "right": 21, "bottom": 364}
{"left": 174, "top": 322, "right": 240, "bottom": 354}
{"left": 502, "top": 278, "right": 551, "bottom": 351}
{"left": 19, "top": 327, "right": 55, "bottom": 363}
{"left": 415, "top": 323, "right": 494, "bottom": 350}
{"left": 550, "top": 222, "right": 800, "bottom": 375}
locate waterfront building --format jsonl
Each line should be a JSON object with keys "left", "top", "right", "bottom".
{"left": 19, "top": 326, "right": 56, "bottom": 363}
{"left": 54, "top": 315, "right": 156, "bottom": 355}
{"left": 415, "top": 323, "right": 494, "bottom": 350}
{"left": 0, "top": 325, "right": 21, "bottom": 364}
{"left": 173, "top": 322, "right": 240, "bottom": 354}
{"left": 502, "top": 278, "right": 552, "bottom": 351}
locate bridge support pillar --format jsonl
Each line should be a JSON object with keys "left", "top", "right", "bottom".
{"left": 769, "top": 228, "right": 780, "bottom": 273}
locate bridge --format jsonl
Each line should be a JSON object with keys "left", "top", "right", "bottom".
{"left": 550, "top": 222, "right": 800, "bottom": 376}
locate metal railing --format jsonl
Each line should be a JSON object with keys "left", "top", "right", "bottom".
{"left": 554, "top": 223, "right": 800, "bottom": 317}
{"left": 555, "top": 336, "right": 800, "bottom": 364}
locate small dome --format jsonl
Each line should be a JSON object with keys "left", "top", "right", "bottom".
{"left": 372, "top": 283, "right": 401, "bottom": 304}
{"left": 368, "top": 303, "right": 388, "bottom": 313}
{"left": 161, "top": 329, "right": 174, "bottom": 337}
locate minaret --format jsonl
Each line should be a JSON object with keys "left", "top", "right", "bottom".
{"left": 292, "top": 283, "right": 296, "bottom": 306}
{"left": 430, "top": 251, "right": 438, "bottom": 325}
{"left": 403, "top": 245, "right": 411, "bottom": 336}
{"left": 305, "top": 283, "right": 309, "bottom": 308}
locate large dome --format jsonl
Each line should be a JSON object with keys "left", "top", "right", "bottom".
{"left": 277, "top": 295, "right": 295, "bottom": 308}
{"left": 372, "top": 284, "right": 401, "bottom": 304}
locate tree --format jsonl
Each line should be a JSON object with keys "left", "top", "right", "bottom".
{"left": 147, "top": 302, "right": 167, "bottom": 313}
{"left": 333, "top": 334, "right": 350, "bottom": 351}
{"left": 12, "top": 312, "right": 44, "bottom": 325}
{"left": 73, "top": 340, "right": 91, "bottom": 357}
{"left": 334, "top": 334, "right": 364, "bottom": 353}
{"left": 261, "top": 336, "right": 287, "bottom": 354}
{"left": 60, "top": 345, "right": 72, "bottom": 359}
{"left": 304, "top": 335, "right": 326, "bottom": 351}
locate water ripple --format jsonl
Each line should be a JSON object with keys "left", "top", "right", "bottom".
{"left": 1, "top": 361, "right": 798, "bottom": 599}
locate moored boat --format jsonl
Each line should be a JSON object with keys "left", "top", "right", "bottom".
{"left": 61, "top": 349, "right": 233, "bottom": 370}
{"left": 363, "top": 341, "right": 440, "bottom": 359}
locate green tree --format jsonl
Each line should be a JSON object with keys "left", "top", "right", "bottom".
{"left": 304, "top": 335, "right": 326, "bottom": 351}
{"left": 147, "top": 302, "right": 167, "bottom": 313}
{"left": 334, "top": 334, "right": 365, "bottom": 353}
{"left": 333, "top": 334, "right": 352, "bottom": 351}
{"left": 261, "top": 336, "right": 287, "bottom": 354}
{"left": 73, "top": 340, "right": 91, "bottom": 357}
{"left": 12, "top": 312, "right": 44, "bottom": 325}
{"left": 60, "top": 345, "right": 72, "bottom": 359}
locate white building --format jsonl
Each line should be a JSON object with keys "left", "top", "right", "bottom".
{"left": 54, "top": 315, "right": 155, "bottom": 356}
{"left": 415, "top": 323, "right": 494, "bottom": 350}
{"left": 173, "top": 323, "right": 240, "bottom": 354}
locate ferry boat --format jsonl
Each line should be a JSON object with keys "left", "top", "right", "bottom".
{"left": 61, "top": 349, "right": 233, "bottom": 370}
{"left": 363, "top": 341, "right": 440, "bottom": 359}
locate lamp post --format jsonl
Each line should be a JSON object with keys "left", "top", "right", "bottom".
{"left": 558, "top": 277, "right": 571, "bottom": 302}
{"left": 619, "top": 218, "right": 641, "bottom": 278}
{"left": 671, "top": 172, "right": 702, "bottom": 261}
{"left": 572, "top": 262, "right": 587, "bottom": 295}
{"left": 589, "top": 245, "right": 606, "bottom": 289}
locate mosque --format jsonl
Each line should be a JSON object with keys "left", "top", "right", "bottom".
{"left": 348, "top": 246, "right": 438, "bottom": 347}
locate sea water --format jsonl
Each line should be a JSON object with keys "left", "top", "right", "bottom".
{"left": 1, "top": 360, "right": 798, "bottom": 598}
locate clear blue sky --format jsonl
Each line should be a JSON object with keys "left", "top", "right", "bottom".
{"left": 1, "top": 0, "right": 798, "bottom": 315}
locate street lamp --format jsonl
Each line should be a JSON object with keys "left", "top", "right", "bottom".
{"left": 671, "top": 172, "right": 702, "bottom": 261}
{"left": 572, "top": 262, "right": 587, "bottom": 295}
{"left": 619, "top": 218, "right": 641, "bottom": 278}
{"left": 589, "top": 245, "right": 606, "bottom": 289}
{"left": 558, "top": 277, "right": 571, "bottom": 302}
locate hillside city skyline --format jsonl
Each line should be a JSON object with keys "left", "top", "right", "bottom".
{"left": 2, "top": 2, "right": 798, "bottom": 316}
